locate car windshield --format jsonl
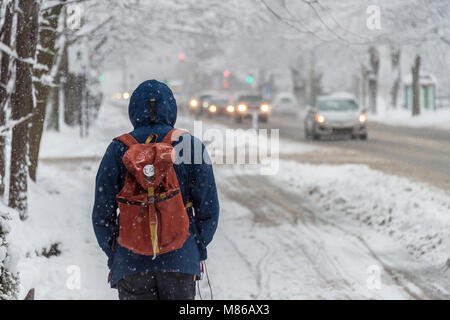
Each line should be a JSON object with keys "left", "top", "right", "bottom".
{"left": 210, "top": 99, "right": 228, "bottom": 105}
{"left": 318, "top": 99, "right": 358, "bottom": 111}
{"left": 238, "top": 95, "right": 262, "bottom": 103}
{"left": 200, "top": 95, "right": 213, "bottom": 101}
{"left": 280, "top": 97, "right": 293, "bottom": 103}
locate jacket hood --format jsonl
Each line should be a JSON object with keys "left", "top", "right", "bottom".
{"left": 128, "top": 80, "right": 177, "bottom": 128}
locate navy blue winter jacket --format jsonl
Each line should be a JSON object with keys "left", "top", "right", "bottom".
{"left": 92, "top": 80, "right": 220, "bottom": 288}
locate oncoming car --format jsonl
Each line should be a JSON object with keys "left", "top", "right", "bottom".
{"left": 234, "top": 93, "right": 270, "bottom": 123}
{"left": 188, "top": 90, "right": 220, "bottom": 116}
{"left": 304, "top": 94, "right": 367, "bottom": 140}
{"left": 206, "top": 96, "right": 233, "bottom": 117}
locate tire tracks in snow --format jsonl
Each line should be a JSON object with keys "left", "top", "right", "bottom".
{"left": 219, "top": 171, "right": 449, "bottom": 299}
{"left": 220, "top": 174, "right": 356, "bottom": 298}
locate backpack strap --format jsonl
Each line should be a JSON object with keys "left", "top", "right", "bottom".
{"left": 113, "top": 133, "right": 139, "bottom": 147}
{"left": 161, "top": 128, "right": 188, "bottom": 145}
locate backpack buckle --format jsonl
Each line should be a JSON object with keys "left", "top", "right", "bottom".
{"left": 145, "top": 133, "right": 158, "bottom": 144}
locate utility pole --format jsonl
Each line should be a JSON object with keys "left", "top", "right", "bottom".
{"left": 122, "top": 56, "right": 128, "bottom": 92}
{"left": 361, "top": 65, "right": 367, "bottom": 111}
{"left": 411, "top": 55, "right": 421, "bottom": 116}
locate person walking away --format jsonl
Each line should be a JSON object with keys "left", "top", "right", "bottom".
{"left": 92, "top": 80, "right": 219, "bottom": 300}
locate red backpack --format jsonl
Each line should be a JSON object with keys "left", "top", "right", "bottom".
{"left": 113, "top": 128, "right": 190, "bottom": 258}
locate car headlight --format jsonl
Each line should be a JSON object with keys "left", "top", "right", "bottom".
{"left": 260, "top": 104, "right": 269, "bottom": 113}
{"left": 237, "top": 104, "right": 247, "bottom": 112}
{"left": 208, "top": 105, "right": 217, "bottom": 113}
{"left": 190, "top": 99, "right": 198, "bottom": 108}
{"left": 226, "top": 105, "right": 235, "bottom": 113}
{"left": 358, "top": 113, "right": 367, "bottom": 123}
{"left": 315, "top": 114, "right": 325, "bottom": 124}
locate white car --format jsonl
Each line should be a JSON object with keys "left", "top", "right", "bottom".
{"left": 304, "top": 94, "right": 368, "bottom": 140}
{"left": 271, "top": 93, "right": 299, "bottom": 117}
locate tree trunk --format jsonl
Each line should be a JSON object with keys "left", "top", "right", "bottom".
{"left": 290, "top": 66, "right": 304, "bottom": 105}
{"left": 309, "top": 54, "right": 316, "bottom": 106}
{"left": 0, "top": 1, "right": 14, "bottom": 198}
{"left": 390, "top": 48, "right": 401, "bottom": 108}
{"left": 47, "top": 86, "right": 60, "bottom": 131}
{"left": 9, "top": 0, "right": 39, "bottom": 220}
{"left": 411, "top": 55, "right": 421, "bottom": 116}
{"left": 64, "top": 72, "right": 83, "bottom": 127}
{"left": 368, "top": 77, "right": 377, "bottom": 114}
{"left": 29, "top": 4, "right": 64, "bottom": 181}
{"left": 368, "top": 46, "right": 380, "bottom": 114}
{"left": 48, "top": 28, "right": 68, "bottom": 132}
{"left": 61, "top": 42, "right": 83, "bottom": 127}
{"left": 361, "top": 65, "right": 368, "bottom": 111}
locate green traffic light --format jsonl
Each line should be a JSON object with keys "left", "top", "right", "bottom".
{"left": 246, "top": 76, "right": 253, "bottom": 83}
{"left": 98, "top": 75, "right": 105, "bottom": 82}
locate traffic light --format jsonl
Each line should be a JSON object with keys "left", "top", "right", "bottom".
{"left": 223, "top": 70, "right": 230, "bottom": 78}
{"left": 98, "top": 75, "right": 105, "bottom": 82}
{"left": 246, "top": 76, "right": 253, "bottom": 84}
{"left": 178, "top": 53, "right": 185, "bottom": 61}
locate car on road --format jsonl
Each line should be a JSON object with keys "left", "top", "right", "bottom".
{"left": 271, "top": 92, "right": 300, "bottom": 117}
{"left": 206, "top": 96, "right": 233, "bottom": 117}
{"left": 304, "top": 93, "right": 367, "bottom": 140}
{"left": 188, "top": 90, "right": 220, "bottom": 117}
{"left": 233, "top": 93, "right": 270, "bottom": 123}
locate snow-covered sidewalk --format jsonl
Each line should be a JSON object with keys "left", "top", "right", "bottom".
{"left": 370, "top": 108, "right": 450, "bottom": 131}
{"left": 8, "top": 101, "right": 133, "bottom": 299}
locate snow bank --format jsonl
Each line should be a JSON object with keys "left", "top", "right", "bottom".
{"left": 8, "top": 162, "right": 117, "bottom": 299}
{"left": 274, "top": 161, "right": 450, "bottom": 268}
{"left": 370, "top": 107, "right": 450, "bottom": 131}
{"left": 209, "top": 160, "right": 450, "bottom": 298}
{"left": 0, "top": 205, "right": 20, "bottom": 300}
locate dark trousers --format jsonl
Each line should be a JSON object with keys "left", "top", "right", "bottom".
{"left": 117, "top": 271, "right": 196, "bottom": 300}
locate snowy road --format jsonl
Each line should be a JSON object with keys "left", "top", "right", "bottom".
{"left": 188, "top": 112, "right": 450, "bottom": 299}
{"left": 208, "top": 167, "right": 450, "bottom": 299}
{"left": 212, "top": 114, "right": 450, "bottom": 190}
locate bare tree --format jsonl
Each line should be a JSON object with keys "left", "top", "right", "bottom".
{"left": 9, "top": 0, "right": 40, "bottom": 220}
{"left": 29, "top": 1, "right": 66, "bottom": 181}
{"left": 0, "top": 0, "right": 14, "bottom": 197}
{"left": 368, "top": 46, "right": 380, "bottom": 114}
{"left": 361, "top": 65, "right": 368, "bottom": 111}
{"left": 390, "top": 47, "right": 401, "bottom": 108}
{"left": 411, "top": 55, "right": 421, "bottom": 116}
